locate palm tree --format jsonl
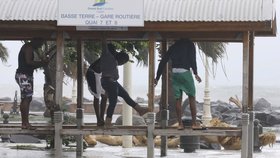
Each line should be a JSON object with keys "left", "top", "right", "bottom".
{"left": 0, "top": 42, "right": 9, "bottom": 63}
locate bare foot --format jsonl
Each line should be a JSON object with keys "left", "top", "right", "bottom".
{"left": 22, "top": 124, "right": 36, "bottom": 130}
{"left": 192, "top": 122, "right": 207, "bottom": 130}
{"left": 177, "top": 124, "right": 185, "bottom": 130}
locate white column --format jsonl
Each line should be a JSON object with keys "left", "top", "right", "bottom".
{"left": 72, "top": 79, "right": 77, "bottom": 104}
{"left": 202, "top": 56, "right": 212, "bottom": 125}
{"left": 122, "top": 54, "right": 133, "bottom": 148}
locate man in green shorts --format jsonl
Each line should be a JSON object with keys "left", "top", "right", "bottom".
{"left": 154, "top": 39, "right": 202, "bottom": 130}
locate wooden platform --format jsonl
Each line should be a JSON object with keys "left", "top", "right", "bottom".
{"left": 0, "top": 123, "right": 241, "bottom": 137}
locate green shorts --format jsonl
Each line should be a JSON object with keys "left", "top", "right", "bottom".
{"left": 172, "top": 71, "right": 195, "bottom": 99}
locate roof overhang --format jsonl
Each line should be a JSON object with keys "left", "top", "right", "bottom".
{"left": 0, "top": 20, "right": 276, "bottom": 42}
{"left": 0, "top": 0, "right": 277, "bottom": 41}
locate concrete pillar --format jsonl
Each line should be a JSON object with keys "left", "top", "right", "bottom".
{"left": 122, "top": 54, "right": 133, "bottom": 148}
{"left": 202, "top": 56, "right": 212, "bottom": 125}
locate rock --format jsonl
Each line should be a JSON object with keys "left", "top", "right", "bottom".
{"left": 10, "top": 135, "right": 41, "bottom": 143}
{"left": 200, "top": 140, "right": 221, "bottom": 150}
{"left": 154, "top": 136, "right": 180, "bottom": 148}
{"left": 255, "top": 112, "right": 271, "bottom": 126}
{"left": 30, "top": 97, "right": 45, "bottom": 111}
{"left": 0, "top": 97, "right": 12, "bottom": 102}
{"left": 266, "top": 112, "right": 280, "bottom": 126}
{"left": 135, "top": 97, "right": 145, "bottom": 103}
{"left": 115, "top": 115, "right": 146, "bottom": 126}
{"left": 95, "top": 135, "right": 122, "bottom": 146}
{"left": 84, "top": 135, "right": 97, "bottom": 146}
{"left": 254, "top": 98, "right": 272, "bottom": 111}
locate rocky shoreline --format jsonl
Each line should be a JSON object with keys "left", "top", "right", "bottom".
{"left": 1, "top": 96, "right": 280, "bottom": 127}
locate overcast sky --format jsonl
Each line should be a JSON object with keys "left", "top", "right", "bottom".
{"left": 1, "top": 2, "right": 279, "bottom": 100}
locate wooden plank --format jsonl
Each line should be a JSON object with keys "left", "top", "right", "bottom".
{"left": 0, "top": 124, "right": 241, "bottom": 137}
{"left": 0, "top": 128, "right": 54, "bottom": 135}
{"left": 154, "top": 129, "right": 241, "bottom": 137}
{"left": 60, "top": 128, "right": 147, "bottom": 136}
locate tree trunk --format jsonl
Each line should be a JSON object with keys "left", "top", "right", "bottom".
{"left": 43, "top": 46, "right": 60, "bottom": 121}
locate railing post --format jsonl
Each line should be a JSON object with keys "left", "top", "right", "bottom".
{"left": 147, "top": 112, "right": 155, "bottom": 158}
{"left": 248, "top": 111, "right": 255, "bottom": 158}
{"left": 54, "top": 111, "right": 63, "bottom": 158}
{"left": 76, "top": 108, "right": 84, "bottom": 157}
{"left": 160, "top": 109, "right": 169, "bottom": 156}
{"left": 241, "top": 113, "right": 249, "bottom": 158}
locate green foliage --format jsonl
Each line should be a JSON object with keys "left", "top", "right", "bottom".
{"left": 0, "top": 42, "right": 9, "bottom": 63}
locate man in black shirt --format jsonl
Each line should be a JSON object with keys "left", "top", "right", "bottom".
{"left": 100, "top": 41, "right": 149, "bottom": 127}
{"left": 154, "top": 39, "right": 203, "bottom": 130}
{"left": 15, "top": 38, "right": 49, "bottom": 130}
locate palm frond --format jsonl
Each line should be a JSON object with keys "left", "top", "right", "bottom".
{"left": 0, "top": 42, "right": 9, "bottom": 63}
{"left": 197, "top": 42, "right": 227, "bottom": 63}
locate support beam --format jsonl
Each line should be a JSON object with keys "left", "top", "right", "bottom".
{"left": 248, "top": 32, "right": 255, "bottom": 111}
{"left": 55, "top": 31, "right": 64, "bottom": 109}
{"left": 76, "top": 40, "right": 84, "bottom": 157}
{"left": 248, "top": 32, "right": 255, "bottom": 158}
{"left": 148, "top": 34, "right": 156, "bottom": 111}
{"left": 160, "top": 40, "right": 169, "bottom": 157}
{"left": 242, "top": 31, "right": 250, "bottom": 113}
{"left": 241, "top": 31, "right": 253, "bottom": 158}
{"left": 77, "top": 40, "right": 84, "bottom": 109}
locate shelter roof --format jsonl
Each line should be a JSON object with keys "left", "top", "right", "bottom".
{"left": 0, "top": 0, "right": 277, "bottom": 41}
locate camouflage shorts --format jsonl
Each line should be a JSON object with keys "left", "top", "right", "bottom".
{"left": 15, "top": 72, "right": 33, "bottom": 99}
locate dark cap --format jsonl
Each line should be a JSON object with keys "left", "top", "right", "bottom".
{"left": 116, "top": 52, "right": 129, "bottom": 65}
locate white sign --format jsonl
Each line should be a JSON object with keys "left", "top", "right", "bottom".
{"left": 76, "top": 26, "right": 128, "bottom": 31}
{"left": 58, "top": 0, "right": 144, "bottom": 27}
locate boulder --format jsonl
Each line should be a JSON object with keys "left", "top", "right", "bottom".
{"left": 115, "top": 115, "right": 146, "bottom": 126}
{"left": 30, "top": 97, "right": 45, "bottom": 111}
{"left": 84, "top": 135, "right": 97, "bottom": 146}
{"left": 254, "top": 98, "right": 272, "bottom": 112}
{"left": 0, "top": 97, "right": 12, "bottom": 102}
{"left": 10, "top": 135, "right": 41, "bottom": 143}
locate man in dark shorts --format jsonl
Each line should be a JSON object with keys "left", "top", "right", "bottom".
{"left": 86, "top": 58, "right": 107, "bottom": 126}
{"left": 100, "top": 41, "right": 149, "bottom": 127}
{"left": 154, "top": 39, "right": 203, "bottom": 130}
{"left": 15, "top": 38, "right": 49, "bottom": 130}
